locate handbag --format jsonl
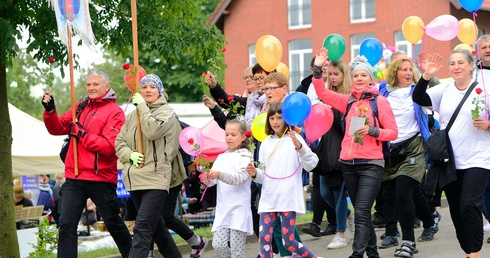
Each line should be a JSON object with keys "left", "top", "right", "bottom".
{"left": 60, "top": 99, "right": 88, "bottom": 163}
{"left": 425, "top": 81, "right": 478, "bottom": 161}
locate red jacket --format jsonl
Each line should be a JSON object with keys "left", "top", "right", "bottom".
{"left": 43, "top": 89, "right": 125, "bottom": 184}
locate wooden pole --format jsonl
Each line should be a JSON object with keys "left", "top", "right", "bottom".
{"left": 131, "top": 0, "right": 144, "bottom": 166}
{"left": 67, "top": 25, "right": 79, "bottom": 176}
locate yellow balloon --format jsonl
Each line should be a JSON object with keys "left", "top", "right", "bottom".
{"left": 454, "top": 43, "right": 474, "bottom": 54}
{"left": 457, "top": 18, "right": 478, "bottom": 45}
{"left": 275, "top": 62, "right": 289, "bottom": 79}
{"left": 402, "top": 16, "right": 425, "bottom": 44}
{"left": 251, "top": 112, "right": 268, "bottom": 142}
{"left": 255, "top": 35, "right": 283, "bottom": 72}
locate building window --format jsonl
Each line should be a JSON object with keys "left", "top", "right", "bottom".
{"left": 350, "top": 0, "right": 375, "bottom": 23}
{"left": 288, "top": 0, "right": 311, "bottom": 29}
{"left": 350, "top": 33, "right": 375, "bottom": 59}
{"left": 394, "top": 30, "right": 421, "bottom": 64}
{"left": 289, "top": 39, "right": 312, "bottom": 91}
{"left": 248, "top": 44, "right": 257, "bottom": 66}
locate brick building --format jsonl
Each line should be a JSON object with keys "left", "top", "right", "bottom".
{"left": 209, "top": 0, "right": 490, "bottom": 94}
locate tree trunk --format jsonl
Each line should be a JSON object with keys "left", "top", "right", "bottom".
{"left": 0, "top": 63, "right": 20, "bottom": 257}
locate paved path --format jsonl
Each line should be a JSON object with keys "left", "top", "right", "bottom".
{"left": 196, "top": 205, "right": 490, "bottom": 258}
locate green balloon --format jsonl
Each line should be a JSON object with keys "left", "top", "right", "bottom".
{"left": 323, "top": 34, "right": 346, "bottom": 62}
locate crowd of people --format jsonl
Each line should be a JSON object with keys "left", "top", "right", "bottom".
{"left": 11, "top": 34, "right": 490, "bottom": 258}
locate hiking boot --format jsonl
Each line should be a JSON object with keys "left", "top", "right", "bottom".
{"left": 418, "top": 227, "right": 437, "bottom": 242}
{"left": 327, "top": 233, "right": 348, "bottom": 249}
{"left": 372, "top": 214, "right": 386, "bottom": 228}
{"left": 432, "top": 211, "right": 441, "bottom": 233}
{"left": 394, "top": 241, "right": 419, "bottom": 257}
{"left": 378, "top": 235, "right": 398, "bottom": 249}
{"left": 320, "top": 223, "right": 337, "bottom": 236}
{"left": 190, "top": 236, "right": 208, "bottom": 258}
{"left": 301, "top": 222, "right": 321, "bottom": 237}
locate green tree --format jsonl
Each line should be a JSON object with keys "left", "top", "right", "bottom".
{"left": 0, "top": 0, "right": 225, "bottom": 256}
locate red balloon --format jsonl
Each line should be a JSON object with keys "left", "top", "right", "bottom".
{"left": 304, "top": 103, "right": 334, "bottom": 141}
{"left": 124, "top": 65, "right": 147, "bottom": 91}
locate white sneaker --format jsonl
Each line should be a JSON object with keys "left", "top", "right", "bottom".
{"left": 484, "top": 221, "right": 490, "bottom": 232}
{"left": 327, "top": 233, "right": 348, "bottom": 249}
{"left": 347, "top": 216, "right": 355, "bottom": 240}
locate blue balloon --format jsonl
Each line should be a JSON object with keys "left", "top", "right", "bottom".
{"left": 458, "top": 0, "right": 484, "bottom": 12}
{"left": 359, "top": 38, "right": 383, "bottom": 66}
{"left": 282, "top": 92, "right": 311, "bottom": 126}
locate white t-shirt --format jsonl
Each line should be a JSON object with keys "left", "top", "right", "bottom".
{"left": 207, "top": 149, "right": 253, "bottom": 235}
{"left": 426, "top": 79, "right": 490, "bottom": 170}
{"left": 254, "top": 133, "right": 318, "bottom": 215}
{"left": 386, "top": 86, "right": 419, "bottom": 144}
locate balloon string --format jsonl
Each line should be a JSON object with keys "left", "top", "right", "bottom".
{"left": 123, "top": 91, "right": 134, "bottom": 114}
{"left": 472, "top": 12, "right": 487, "bottom": 119}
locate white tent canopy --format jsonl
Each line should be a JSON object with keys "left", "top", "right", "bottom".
{"left": 10, "top": 103, "right": 66, "bottom": 176}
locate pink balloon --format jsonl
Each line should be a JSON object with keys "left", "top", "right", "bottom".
{"left": 424, "top": 15, "right": 460, "bottom": 41}
{"left": 304, "top": 103, "right": 334, "bottom": 142}
{"left": 179, "top": 127, "right": 204, "bottom": 156}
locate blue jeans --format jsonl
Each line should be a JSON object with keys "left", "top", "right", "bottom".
{"left": 319, "top": 177, "right": 349, "bottom": 233}
{"left": 343, "top": 164, "right": 383, "bottom": 258}
{"left": 58, "top": 179, "right": 132, "bottom": 258}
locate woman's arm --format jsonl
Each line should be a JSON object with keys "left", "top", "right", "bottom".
{"left": 412, "top": 77, "right": 432, "bottom": 106}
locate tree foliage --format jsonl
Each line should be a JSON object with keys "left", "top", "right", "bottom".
{"left": 0, "top": 0, "right": 225, "bottom": 256}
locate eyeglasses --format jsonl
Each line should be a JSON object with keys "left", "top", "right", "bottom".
{"left": 261, "top": 85, "right": 283, "bottom": 93}
{"left": 253, "top": 76, "right": 265, "bottom": 82}
{"left": 242, "top": 75, "right": 253, "bottom": 81}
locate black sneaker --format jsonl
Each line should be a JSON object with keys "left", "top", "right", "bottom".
{"left": 413, "top": 217, "right": 421, "bottom": 228}
{"left": 432, "top": 211, "right": 441, "bottom": 233}
{"left": 378, "top": 235, "right": 399, "bottom": 249}
{"left": 301, "top": 222, "right": 321, "bottom": 237}
{"left": 394, "top": 241, "right": 419, "bottom": 257}
{"left": 320, "top": 223, "right": 337, "bottom": 236}
{"left": 380, "top": 228, "right": 400, "bottom": 239}
{"left": 418, "top": 227, "right": 436, "bottom": 242}
{"left": 372, "top": 214, "right": 386, "bottom": 228}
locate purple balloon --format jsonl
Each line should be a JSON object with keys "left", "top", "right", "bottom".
{"left": 425, "top": 15, "right": 460, "bottom": 41}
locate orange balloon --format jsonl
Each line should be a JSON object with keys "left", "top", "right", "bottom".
{"left": 402, "top": 16, "right": 425, "bottom": 44}
{"left": 255, "top": 35, "right": 283, "bottom": 72}
{"left": 457, "top": 18, "right": 478, "bottom": 45}
{"left": 275, "top": 62, "right": 289, "bottom": 79}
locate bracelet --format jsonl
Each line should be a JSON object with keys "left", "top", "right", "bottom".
{"left": 295, "top": 143, "right": 302, "bottom": 151}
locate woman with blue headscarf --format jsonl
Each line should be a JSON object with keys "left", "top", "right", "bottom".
{"left": 116, "top": 74, "right": 182, "bottom": 257}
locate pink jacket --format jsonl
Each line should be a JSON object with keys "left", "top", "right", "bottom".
{"left": 312, "top": 77, "right": 398, "bottom": 161}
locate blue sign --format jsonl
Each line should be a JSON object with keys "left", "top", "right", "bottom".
{"left": 22, "top": 175, "right": 39, "bottom": 190}
{"left": 116, "top": 170, "right": 130, "bottom": 198}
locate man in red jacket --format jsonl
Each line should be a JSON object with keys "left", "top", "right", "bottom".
{"left": 42, "top": 69, "right": 131, "bottom": 258}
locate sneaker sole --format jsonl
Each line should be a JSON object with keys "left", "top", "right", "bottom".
{"left": 378, "top": 243, "right": 399, "bottom": 249}
{"left": 327, "top": 244, "right": 348, "bottom": 250}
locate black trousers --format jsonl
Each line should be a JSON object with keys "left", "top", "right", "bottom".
{"left": 161, "top": 185, "right": 195, "bottom": 240}
{"left": 58, "top": 179, "right": 132, "bottom": 258}
{"left": 343, "top": 164, "right": 383, "bottom": 258}
{"left": 443, "top": 168, "right": 490, "bottom": 254}
{"left": 129, "top": 189, "right": 180, "bottom": 258}
{"left": 311, "top": 173, "right": 337, "bottom": 226}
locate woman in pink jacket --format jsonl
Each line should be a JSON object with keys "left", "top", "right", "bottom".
{"left": 312, "top": 48, "right": 398, "bottom": 258}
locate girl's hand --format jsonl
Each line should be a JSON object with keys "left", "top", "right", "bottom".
{"left": 422, "top": 53, "right": 442, "bottom": 80}
{"left": 314, "top": 47, "right": 329, "bottom": 67}
{"left": 246, "top": 162, "right": 257, "bottom": 178}
{"left": 201, "top": 172, "right": 209, "bottom": 182}
{"left": 207, "top": 171, "right": 220, "bottom": 179}
{"left": 288, "top": 130, "right": 301, "bottom": 150}
{"left": 354, "top": 125, "right": 369, "bottom": 137}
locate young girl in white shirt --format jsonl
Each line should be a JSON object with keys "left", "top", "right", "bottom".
{"left": 202, "top": 119, "right": 254, "bottom": 258}
{"left": 246, "top": 102, "right": 320, "bottom": 258}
